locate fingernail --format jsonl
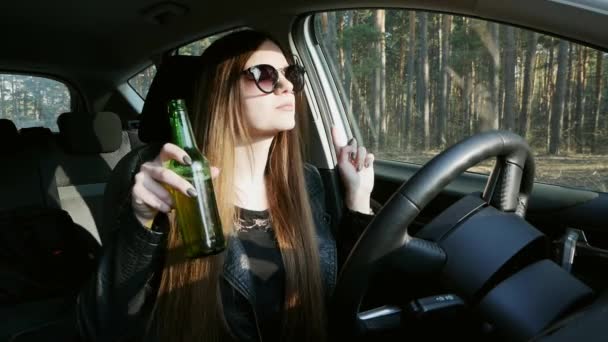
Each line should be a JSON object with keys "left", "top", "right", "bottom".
{"left": 347, "top": 137, "right": 356, "bottom": 145}
{"left": 183, "top": 155, "right": 192, "bottom": 165}
{"left": 365, "top": 161, "right": 370, "bottom": 168}
{"left": 187, "top": 188, "right": 197, "bottom": 197}
{"left": 349, "top": 152, "right": 356, "bottom": 161}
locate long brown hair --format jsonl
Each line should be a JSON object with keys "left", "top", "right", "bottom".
{"left": 152, "top": 30, "right": 326, "bottom": 342}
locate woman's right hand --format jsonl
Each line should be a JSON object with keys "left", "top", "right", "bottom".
{"left": 131, "top": 143, "right": 220, "bottom": 227}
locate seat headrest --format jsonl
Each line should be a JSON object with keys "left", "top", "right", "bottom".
{"left": 0, "top": 119, "right": 18, "bottom": 145}
{"left": 57, "top": 111, "right": 122, "bottom": 154}
{"left": 139, "top": 55, "right": 202, "bottom": 143}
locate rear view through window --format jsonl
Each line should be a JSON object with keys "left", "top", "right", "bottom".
{"left": 0, "top": 74, "right": 71, "bottom": 131}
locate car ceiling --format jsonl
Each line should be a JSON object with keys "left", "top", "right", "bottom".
{"left": 1, "top": 0, "right": 606, "bottom": 89}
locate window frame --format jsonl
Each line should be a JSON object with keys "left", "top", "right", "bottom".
{"left": 291, "top": 15, "right": 358, "bottom": 170}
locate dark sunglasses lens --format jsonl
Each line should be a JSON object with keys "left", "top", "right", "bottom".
{"left": 252, "top": 65, "right": 278, "bottom": 93}
{"left": 285, "top": 65, "right": 305, "bottom": 92}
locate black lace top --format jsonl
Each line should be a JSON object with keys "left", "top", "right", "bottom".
{"left": 235, "top": 207, "right": 284, "bottom": 341}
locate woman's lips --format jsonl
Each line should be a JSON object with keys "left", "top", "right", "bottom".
{"left": 276, "top": 103, "right": 294, "bottom": 111}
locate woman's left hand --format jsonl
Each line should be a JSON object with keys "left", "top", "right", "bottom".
{"left": 331, "top": 127, "right": 375, "bottom": 214}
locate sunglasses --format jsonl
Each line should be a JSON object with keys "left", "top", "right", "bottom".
{"left": 242, "top": 62, "right": 305, "bottom": 94}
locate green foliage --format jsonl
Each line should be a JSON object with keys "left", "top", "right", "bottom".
{"left": 343, "top": 24, "right": 382, "bottom": 77}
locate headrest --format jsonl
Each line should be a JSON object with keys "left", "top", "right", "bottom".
{"left": 139, "top": 55, "right": 202, "bottom": 143}
{"left": 0, "top": 119, "right": 18, "bottom": 144}
{"left": 57, "top": 111, "right": 122, "bottom": 154}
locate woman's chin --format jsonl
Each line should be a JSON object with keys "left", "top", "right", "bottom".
{"left": 275, "top": 117, "right": 296, "bottom": 132}
{"left": 270, "top": 125, "right": 295, "bottom": 136}
{"left": 251, "top": 123, "right": 296, "bottom": 140}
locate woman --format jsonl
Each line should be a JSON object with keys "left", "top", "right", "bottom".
{"left": 78, "top": 30, "right": 375, "bottom": 342}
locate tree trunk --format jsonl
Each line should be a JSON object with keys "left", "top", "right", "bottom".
{"left": 328, "top": 13, "right": 338, "bottom": 62}
{"left": 520, "top": 31, "right": 537, "bottom": 138}
{"left": 574, "top": 47, "right": 588, "bottom": 153}
{"left": 437, "top": 15, "right": 451, "bottom": 148}
{"left": 418, "top": 13, "right": 430, "bottom": 150}
{"left": 372, "top": 9, "right": 385, "bottom": 151}
{"left": 464, "top": 17, "right": 474, "bottom": 138}
{"left": 377, "top": 10, "right": 387, "bottom": 148}
{"left": 11, "top": 76, "right": 18, "bottom": 120}
{"left": 543, "top": 44, "right": 555, "bottom": 149}
{"left": 404, "top": 12, "right": 416, "bottom": 151}
{"left": 430, "top": 15, "right": 439, "bottom": 147}
{"left": 484, "top": 22, "right": 500, "bottom": 131}
{"left": 591, "top": 50, "right": 603, "bottom": 153}
{"left": 22, "top": 89, "right": 27, "bottom": 119}
{"left": 545, "top": 43, "right": 555, "bottom": 118}
{"left": 503, "top": 26, "right": 516, "bottom": 131}
{"left": 344, "top": 12, "right": 353, "bottom": 114}
{"left": 35, "top": 78, "right": 41, "bottom": 121}
{"left": 564, "top": 44, "right": 575, "bottom": 152}
{"left": 397, "top": 13, "right": 407, "bottom": 150}
{"left": 337, "top": 13, "right": 345, "bottom": 82}
{"left": 470, "top": 61, "right": 476, "bottom": 137}
{"left": 320, "top": 13, "right": 328, "bottom": 34}
{"left": 549, "top": 41, "right": 569, "bottom": 154}
{"left": 372, "top": 13, "right": 379, "bottom": 145}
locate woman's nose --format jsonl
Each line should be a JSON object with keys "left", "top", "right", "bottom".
{"left": 274, "top": 73, "right": 294, "bottom": 94}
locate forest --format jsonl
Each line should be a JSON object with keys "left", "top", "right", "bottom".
{"left": 315, "top": 10, "right": 608, "bottom": 192}
{"left": 0, "top": 75, "right": 69, "bottom": 131}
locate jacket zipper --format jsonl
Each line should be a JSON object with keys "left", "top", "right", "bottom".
{"left": 223, "top": 276, "right": 264, "bottom": 342}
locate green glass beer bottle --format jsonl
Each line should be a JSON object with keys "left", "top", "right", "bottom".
{"left": 166, "top": 99, "right": 226, "bottom": 258}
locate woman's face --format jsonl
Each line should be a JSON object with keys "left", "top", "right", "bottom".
{"left": 239, "top": 40, "right": 296, "bottom": 140}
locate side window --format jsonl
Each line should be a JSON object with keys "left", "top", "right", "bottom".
{"left": 314, "top": 10, "right": 608, "bottom": 192}
{"left": 0, "top": 74, "right": 71, "bottom": 131}
{"left": 177, "top": 28, "right": 247, "bottom": 56}
{"left": 128, "top": 64, "right": 157, "bottom": 99}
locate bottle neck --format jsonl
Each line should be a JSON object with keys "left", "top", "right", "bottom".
{"left": 170, "top": 109, "right": 197, "bottom": 149}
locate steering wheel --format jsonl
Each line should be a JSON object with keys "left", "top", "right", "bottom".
{"left": 330, "top": 130, "right": 561, "bottom": 339}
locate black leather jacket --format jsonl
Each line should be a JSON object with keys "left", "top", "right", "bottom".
{"left": 76, "top": 145, "right": 372, "bottom": 342}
